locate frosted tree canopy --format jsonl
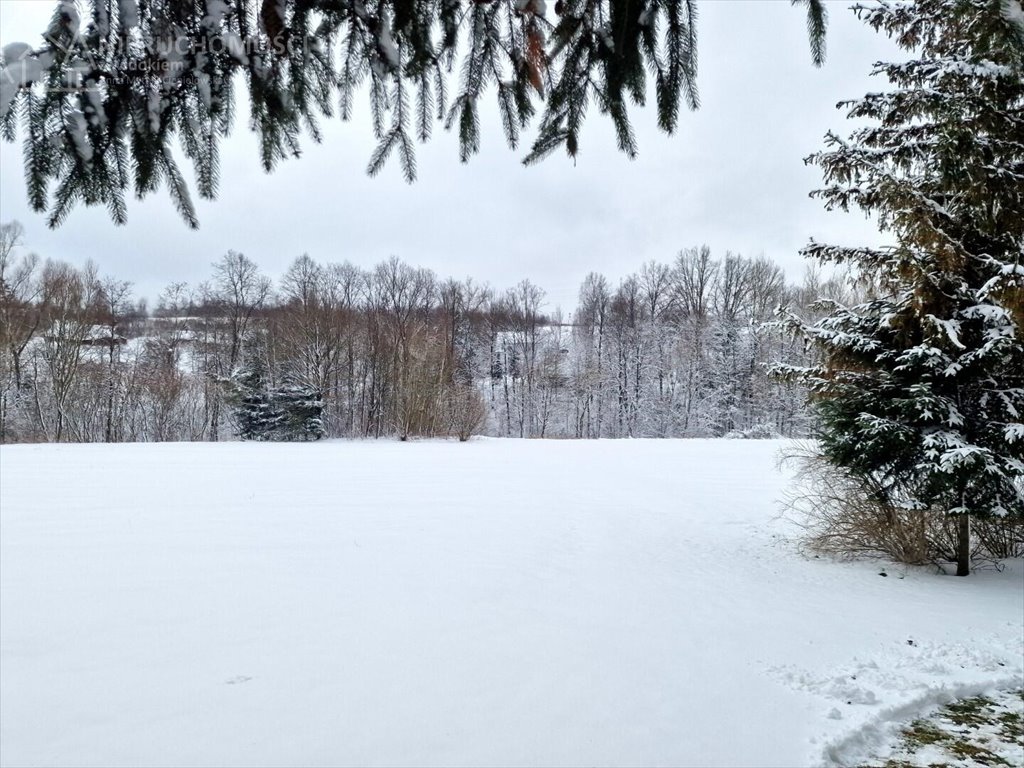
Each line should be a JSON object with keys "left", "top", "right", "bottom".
{"left": 0, "top": 0, "right": 827, "bottom": 227}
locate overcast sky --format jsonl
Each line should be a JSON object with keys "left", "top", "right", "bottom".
{"left": 0, "top": 0, "right": 901, "bottom": 313}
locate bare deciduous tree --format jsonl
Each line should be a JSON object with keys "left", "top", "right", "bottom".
{"left": 0, "top": 222, "right": 46, "bottom": 440}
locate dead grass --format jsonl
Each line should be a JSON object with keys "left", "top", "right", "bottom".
{"left": 869, "top": 690, "right": 1024, "bottom": 768}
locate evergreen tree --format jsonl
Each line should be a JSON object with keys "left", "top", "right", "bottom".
{"left": 774, "top": 0, "right": 1024, "bottom": 575}
{"left": 0, "top": 0, "right": 826, "bottom": 228}
{"left": 228, "top": 360, "right": 327, "bottom": 441}
{"left": 228, "top": 360, "right": 280, "bottom": 440}
{"left": 272, "top": 383, "right": 326, "bottom": 440}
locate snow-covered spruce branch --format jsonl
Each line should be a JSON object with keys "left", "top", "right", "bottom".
{"left": 0, "top": 0, "right": 830, "bottom": 227}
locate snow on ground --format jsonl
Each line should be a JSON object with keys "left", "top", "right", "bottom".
{"left": 0, "top": 439, "right": 1021, "bottom": 768}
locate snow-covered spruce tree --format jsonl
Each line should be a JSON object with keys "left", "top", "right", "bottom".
{"left": 271, "top": 383, "right": 326, "bottom": 440}
{"left": 228, "top": 361, "right": 326, "bottom": 441}
{"left": 774, "top": 0, "right": 1024, "bottom": 576}
{"left": 226, "top": 358, "right": 279, "bottom": 440}
{"left": 0, "top": 0, "right": 827, "bottom": 227}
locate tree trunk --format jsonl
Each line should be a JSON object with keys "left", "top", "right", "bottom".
{"left": 105, "top": 344, "right": 115, "bottom": 443}
{"left": 956, "top": 513, "right": 970, "bottom": 577}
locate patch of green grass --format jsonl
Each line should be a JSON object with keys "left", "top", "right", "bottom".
{"left": 996, "top": 708, "right": 1023, "bottom": 746}
{"left": 944, "top": 738, "right": 1010, "bottom": 765}
{"left": 901, "top": 720, "right": 950, "bottom": 747}
{"left": 942, "top": 696, "right": 996, "bottom": 728}
{"left": 866, "top": 689, "right": 1024, "bottom": 768}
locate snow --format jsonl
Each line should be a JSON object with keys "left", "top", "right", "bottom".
{"left": 1003, "top": 0, "right": 1024, "bottom": 29}
{"left": 1, "top": 42, "right": 32, "bottom": 64}
{"left": 377, "top": 15, "right": 400, "bottom": 71}
{"left": 66, "top": 109, "right": 93, "bottom": 163}
{"left": 95, "top": 1, "right": 109, "bottom": 36}
{"left": 0, "top": 49, "right": 55, "bottom": 119}
{"left": 146, "top": 91, "right": 162, "bottom": 132}
{"left": 203, "top": 0, "right": 231, "bottom": 27}
{"left": 0, "top": 439, "right": 1021, "bottom": 767}
{"left": 515, "top": 0, "right": 547, "bottom": 14}
{"left": 59, "top": 0, "right": 81, "bottom": 35}
{"left": 926, "top": 314, "right": 965, "bottom": 350}
{"left": 118, "top": 0, "right": 139, "bottom": 30}
{"left": 825, "top": 684, "right": 1024, "bottom": 766}
{"left": 84, "top": 83, "right": 106, "bottom": 128}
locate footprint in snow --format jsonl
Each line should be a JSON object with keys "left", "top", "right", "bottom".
{"left": 225, "top": 676, "right": 253, "bottom": 685}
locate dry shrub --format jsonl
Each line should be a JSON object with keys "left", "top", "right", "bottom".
{"left": 951, "top": 515, "right": 1024, "bottom": 560}
{"left": 781, "top": 443, "right": 1024, "bottom": 568}
{"left": 392, "top": 327, "right": 488, "bottom": 442}
{"left": 394, "top": 328, "right": 449, "bottom": 440}
{"left": 447, "top": 383, "right": 487, "bottom": 442}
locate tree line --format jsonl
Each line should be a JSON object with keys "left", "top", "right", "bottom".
{"left": 0, "top": 220, "right": 861, "bottom": 444}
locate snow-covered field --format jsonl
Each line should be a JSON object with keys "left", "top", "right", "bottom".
{"left": 1, "top": 439, "right": 1021, "bottom": 767}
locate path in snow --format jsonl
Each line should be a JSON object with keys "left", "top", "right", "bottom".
{"left": 853, "top": 687, "right": 1023, "bottom": 767}
{"left": 1, "top": 439, "right": 1021, "bottom": 767}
